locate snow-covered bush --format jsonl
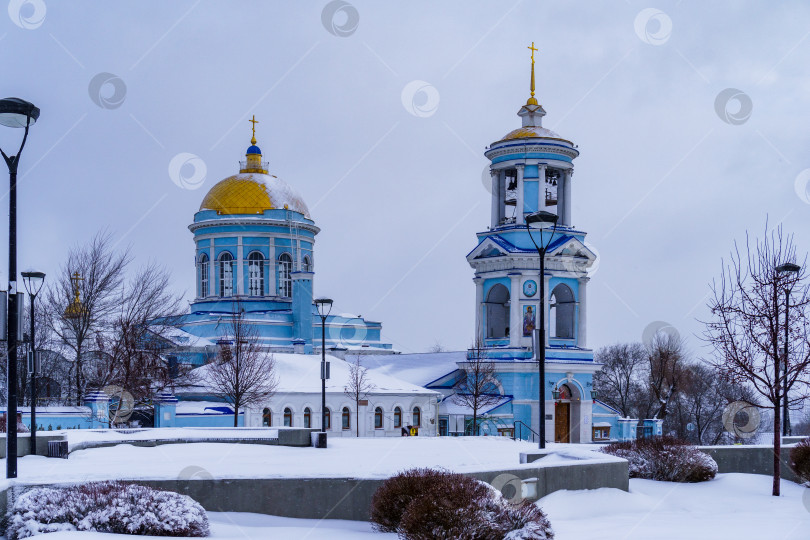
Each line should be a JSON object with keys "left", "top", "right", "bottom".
{"left": 371, "top": 468, "right": 554, "bottom": 539}
{"left": 7, "top": 481, "right": 210, "bottom": 539}
{"left": 789, "top": 438, "right": 810, "bottom": 484}
{"left": 600, "top": 436, "right": 717, "bottom": 483}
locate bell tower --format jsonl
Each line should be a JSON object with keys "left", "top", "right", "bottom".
{"left": 465, "top": 44, "right": 602, "bottom": 443}
{"left": 468, "top": 43, "right": 596, "bottom": 353}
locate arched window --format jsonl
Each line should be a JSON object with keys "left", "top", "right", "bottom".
{"left": 342, "top": 407, "right": 350, "bottom": 430}
{"left": 302, "top": 255, "right": 312, "bottom": 273}
{"left": 485, "top": 284, "right": 510, "bottom": 339}
{"left": 412, "top": 406, "right": 421, "bottom": 427}
{"left": 324, "top": 407, "right": 331, "bottom": 430}
{"left": 277, "top": 252, "right": 293, "bottom": 297}
{"left": 394, "top": 406, "right": 402, "bottom": 429}
{"left": 374, "top": 407, "right": 383, "bottom": 429}
{"left": 550, "top": 284, "right": 575, "bottom": 339}
{"left": 558, "top": 384, "right": 572, "bottom": 400}
{"left": 198, "top": 253, "right": 209, "bottom": 298}
{"left": 247, "top": 251, "right": 265, "bottom": 296}
{"left": 304, "top": 407, "right": 311, "bottom": 428}
{"left": 219, "top": 252, "right": 234, "bottom": 297}
{"left": 262, "top": 407, "right": 272, "bottom": 427}
{"left": 284, "top": 407, "right": 293, "bottom": 427}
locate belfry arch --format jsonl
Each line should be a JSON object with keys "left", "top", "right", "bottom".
{"left": 485, "top": 284, "right": 510, "bottom": 339}
{"left": 550, "top": 283, "right": 575, "bottom": 339}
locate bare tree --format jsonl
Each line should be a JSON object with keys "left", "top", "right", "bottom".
{"left": 704, "top": 224, "right": 810, "bottom": 496}
{"left": 428, "top": 342, "right": 446, "bottom": 353}
{"left": 344, "top": 356, "right": 375, "bottom": 437}
{"left": 90, "top": 263, "right": 188, "bottom": 414}
{"left": 645, "top": 332, "right": 686, "bottom": 421}
{"left": 44, "top": 231, "right": 130, "bottom": 404}
{"left": 205, "top": 307, "right": 278, "bottom": 427}
{"left": 452, "top": 339, "right": 502, "bottom": 435}
{"left": 593, "top": 342, "right": 647, "bottom": 417}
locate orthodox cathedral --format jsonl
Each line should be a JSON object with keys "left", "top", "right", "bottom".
{"left": 158, "top": 45, "right": 625, "bottom": 442}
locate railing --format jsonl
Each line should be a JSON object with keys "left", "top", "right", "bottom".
{"left": 239, "top": 160, "right": 269, "bottom": 173}
{"left": 513, "top": 420, "right": 543, "bottom": 444}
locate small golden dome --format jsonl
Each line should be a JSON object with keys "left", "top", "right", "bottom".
{"left": 500, "top": 126, "right": 571, "bottom": 144}
{"left": 199, "top": 173, "right": 310, "bottom": 218}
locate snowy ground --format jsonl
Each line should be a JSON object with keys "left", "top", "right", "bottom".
{"left": 11, "top": 474, "right": 809, "bottom": 540}
{"left": 3, "top": 437, "right": 614, "bottom": 486}
{"left": 542, "top": 473, "right": 810, "bottom": 540}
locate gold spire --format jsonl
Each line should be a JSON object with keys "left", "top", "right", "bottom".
{"left": 527, "top": 42, "right": 538, "bottom": 106}
{"left": 249, "top": 115, "right": 259, "bottom": 145}
{"left": 64, "top": 272, "right": 86, "bottom": 319}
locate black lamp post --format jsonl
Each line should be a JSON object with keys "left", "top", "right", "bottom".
{"left": 315, "top": 298, "right": 333, "bottom": 433}
{"left": 21, "top": 270, "right": 45, "bottom": 455}
{"left": 776, "top": 262, "right": 800, "bottom": 437}
{"left": 0, "top": 97, "right": 40, "bottom": 479}
{"left": 525, "top": 210, "right": 558, "bottom": 449}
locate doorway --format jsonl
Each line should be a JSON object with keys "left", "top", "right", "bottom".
{"left": 555, "top": 402, "right": 570, "bottom": 443}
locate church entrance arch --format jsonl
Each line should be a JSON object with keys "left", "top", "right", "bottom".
{"left": 554, "top": 383, "right": 582, "bottom": 443}
{"left": 485, "top": 284, "right": 510, "bottom": 339}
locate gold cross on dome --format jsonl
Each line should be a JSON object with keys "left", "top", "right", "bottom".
{"left": 249, "top": 115, "right": 259, "bottom": 144}
{"left": 528, "top": 42, "right": 538, "bottom": 64}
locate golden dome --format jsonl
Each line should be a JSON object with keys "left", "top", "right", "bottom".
{"left": 500, "top": 126, "right": 570, "bottom": 143}
{"left": 199, "top": 173, "right": 310, "bottom": 218}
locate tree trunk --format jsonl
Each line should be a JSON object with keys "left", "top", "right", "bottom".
{"left": 773, "top": 403, "right": 781, "bottom": 496}
{"left": 355, "top": 403, "right": 359, "bottom": 437}
{"left": 234, "top": 405, "right": 239, "bottom": 428}
{"left": 75, "top": 341, "right": 82, "bottom": 406}
{"left": 473, "top": 410, "right": 478, "bottom": 436}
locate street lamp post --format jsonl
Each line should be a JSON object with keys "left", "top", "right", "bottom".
{"left": 525, "top": 210, "right": 559, "bottom": 449}
{"left": 314, "top": 298, "right": 333, "bottom": 434}
{"left": 776, "top": 262, "right": 800, "bottom": 437}
{"left": 0, "top": 97, "right": 40, "bottom": 479}
{"left": 21, "top": 270, "right": 45, "bottom": 456}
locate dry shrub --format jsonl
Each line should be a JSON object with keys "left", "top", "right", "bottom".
{"left": 601, "top": 436, "right": 717, "bottom": 483}
{"left": 370, "top": 468, "right": 456, "bottom": 532}
{"left": 789, "top": 438, "right": 810, "bottom": 484}
{"left": 371, "top": 468, "right": 554, "bottom": 540}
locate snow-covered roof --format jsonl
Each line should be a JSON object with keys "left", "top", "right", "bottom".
{"left": 361, "top": 351, "right": 466, "bottom": 387}
{"left": 439, "top": 394, "right": 512, "bottom": 416}
{"left": 184, "top": 353, "right": 440, "bottom": 397}
{"left": 593, "top": 422, "right": 612, "bottom": 428}
{"left": 175, "top": 401, "right": 237, "bottom": 415}
{"left": 151, "top": 326, "right": 216, "bottom": 348}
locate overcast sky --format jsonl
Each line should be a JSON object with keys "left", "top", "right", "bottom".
{"left": 1, "top": 1, "right": 809, "bottom": 355}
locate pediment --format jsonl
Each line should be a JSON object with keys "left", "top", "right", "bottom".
{"left": 467, "top": 237, "right": 509, "bottom": 260}
{"left": 548, "top": 237, "right": 597, "bottom": 263}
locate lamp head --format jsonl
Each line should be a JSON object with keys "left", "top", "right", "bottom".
{"left": 776, "top": 263, "right": 801, "bottom": 274}
{"left": 314, "top": 297, "right": 333, "bottom": 318}
{"left": 0, "top": 98, "right": 40, "bottom": 128}
{"left": 525, "top": 210, "right": 558, "bottom": 228}
{"left": 21, "top": 269, "right": 46, "bottom": 296}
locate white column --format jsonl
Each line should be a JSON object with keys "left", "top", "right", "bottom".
{"left": 577, "top": 277, "right": 588, "bottom": 347}
{"left": 490, "top": 169, "right": 499, "bottom": 228}
{"left": 538, "top": 164, "right": 547, "bottom": 211}
{"left": 556, "top": 170, "right": 565, "bottom": 225}
{"left": 236, "top": 237, "right": 244, "bottom": 295}
{"left": 474, "top": 277, "right": 484, "bottom": 343}
{"left": 515, "top": 164, "right": 525, "bottom": 225}
{"left": 509, "top": 273, "right": 521, "bottom": 347}
{"left": 563, "top": 169, "right": 573, "bottom": 227}
{"left": 209, "top": 244, "right": 215, "bottom": 297}
{"left": 497, "top": 170, "right": 506, "bottom": 225}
